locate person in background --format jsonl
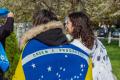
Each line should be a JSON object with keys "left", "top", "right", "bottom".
{"left": 65, "top": 11, "right": 115, "bottom": 80}
{"left": 0, "top": 12, "right": 14, "bottom": 48}
{"left": 0, "top": 12, "right": 14, "bottom": 80}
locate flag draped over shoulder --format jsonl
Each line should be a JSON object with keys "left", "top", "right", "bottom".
{"left": 13, "top": 39, "right": 92, "bottom": 80}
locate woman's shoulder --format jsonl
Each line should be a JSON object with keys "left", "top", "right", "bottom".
{"left": 95, "top": 38, "right": 106, "bottom": 49}
{"left": 70, "top": 39, "right": 92, "bottom": 54}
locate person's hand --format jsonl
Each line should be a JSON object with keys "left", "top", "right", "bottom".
{"left": 7, "top": 12, "right": 14, "bottom": 17}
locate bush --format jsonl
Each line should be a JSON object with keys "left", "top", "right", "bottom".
{"left": 5, "top": 33, "right": 20, "bottom": 80}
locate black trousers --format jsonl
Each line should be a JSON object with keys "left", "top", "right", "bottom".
{"left": 0, "top": 70, "right": 8, "bottom": 80}
{"left": 0, "top": 70, "right": 4, "bottom": 80}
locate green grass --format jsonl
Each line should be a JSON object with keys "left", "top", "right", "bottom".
{"left": 102, "top": 40, "right": 120, "bottom": 80}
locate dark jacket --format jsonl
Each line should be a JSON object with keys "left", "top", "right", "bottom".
{"left": 0, "top": 17, "right": 14, "bottom": 48}
{"left": 35, "top": 28, "right": 68, "bottom": 46}
{"left": 20, "top": 21, "right": 68, "bottom": 49}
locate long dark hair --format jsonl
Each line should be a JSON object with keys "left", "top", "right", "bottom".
{"left": 68, "top": 12, "right": 95, "bottom": 49}
{"left": 33, "top": 9, "right": 58, "bottom": 26}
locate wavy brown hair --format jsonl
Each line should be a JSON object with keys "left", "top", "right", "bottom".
{"left": 68, "top": 12, "right": 95, "bottom": 49}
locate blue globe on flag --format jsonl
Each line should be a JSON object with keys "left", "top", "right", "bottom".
{"left": 22, "top": 39, "right": 89, "bottom": 80}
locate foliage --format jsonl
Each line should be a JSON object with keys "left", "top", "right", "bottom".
{"left": 37, "top": 0, "right": 120, "bottom": 24}
{"left": 0, "top": 0, "right": 119, "bottom": 23}
{"left": 85, "top": 0, "right": 120, "bottom": 23}
{"left": 4, "top": 33, "right": 19, "bottom": 80}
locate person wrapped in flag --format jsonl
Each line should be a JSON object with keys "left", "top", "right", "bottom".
{"left": 12, "top": 9, "right": 92, "bottom": 80}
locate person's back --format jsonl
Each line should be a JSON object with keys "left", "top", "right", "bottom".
{"left": 12, "top": 9, "right": 67, "bottom": 80}
{"left": 19, "top": 39, "right": 91, "bottom": 80}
